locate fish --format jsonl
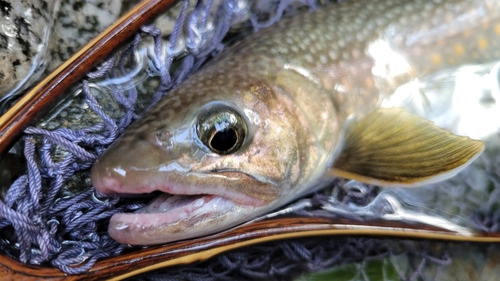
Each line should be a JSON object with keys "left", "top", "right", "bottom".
{"left": 91, "top": 0, "right": 500, "bottom": 245}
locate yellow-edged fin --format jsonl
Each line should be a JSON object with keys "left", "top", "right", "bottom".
{"left": 329, "top": 108, "right": 485, "bottom": 187}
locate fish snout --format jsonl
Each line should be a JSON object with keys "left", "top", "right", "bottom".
{"left": 91, "top": 149, "right": 133, "bottom": 195}
{"left": 91, "top": 138, "right": 163, "bottom": 195}
{"left": 91, "top": 165, "right": 121, "bottom": 195}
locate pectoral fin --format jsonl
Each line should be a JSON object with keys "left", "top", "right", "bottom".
{"left": 329, "top": 108, "right": 484, "bottom": 187}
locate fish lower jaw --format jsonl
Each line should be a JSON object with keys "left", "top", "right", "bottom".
{"left": 108, "top": 194, "right": 237, "bottom": 245}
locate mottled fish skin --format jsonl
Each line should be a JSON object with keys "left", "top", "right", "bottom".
{"left": 92, "top": 0, "right": 500, "bottom": 245}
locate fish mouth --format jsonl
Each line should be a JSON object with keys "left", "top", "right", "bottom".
{"left": 123, "top": 193, "right": 235, "bottom": 226}
{"left": 118, "top": 191, "right": 230, "bottom": 224}
{"left": 97, "top": 177, "right": 244, "bottom": 244}
{"left": 107, "top": 193, "right": 239, "bottom": 245}
{"left": 92, "top": 166, "right": 279, "bottom": 244}
{"left": 134, "top": 193, "right": 216, "bottom": 215}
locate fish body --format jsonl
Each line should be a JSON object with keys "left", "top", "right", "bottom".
{"left": 91, "top": 0, "right": 499, "bottom": 245}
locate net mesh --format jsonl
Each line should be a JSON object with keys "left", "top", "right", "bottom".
{"left": 0, "top": 0, "right": 498, "bottom": 279}
{"left": 131, "top": 238, "right": 453, "bottom": 281}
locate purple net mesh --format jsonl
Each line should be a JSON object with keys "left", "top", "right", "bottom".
{"left": 0, "top": 0, "right": 499, "bottom": 279}
{"left": 131, "top": 238, "right": 456, "bottom": 281}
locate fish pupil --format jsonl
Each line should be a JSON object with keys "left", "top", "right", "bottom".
{"left": 210, "top": 128, "right": 237, "bottom": 152}
{"left": 197, "top": 103, "right": 247, "bottom": 155}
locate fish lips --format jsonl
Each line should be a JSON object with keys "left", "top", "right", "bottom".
{"left": 91, "top": 159, "right": 281, "bottom": 245}
{"left": 95, "top": 172, "right": 276, "bottom": 245}
{"left": 108, "top": 194, "right": 242, "bottom": 245}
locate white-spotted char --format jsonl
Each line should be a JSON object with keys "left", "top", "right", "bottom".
{"left": 92, "top": 0, "right": 498, "bottom": 245}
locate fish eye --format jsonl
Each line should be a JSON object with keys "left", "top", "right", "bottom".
{"left": 196, "top": 104, "right": 247, "bottom": 155}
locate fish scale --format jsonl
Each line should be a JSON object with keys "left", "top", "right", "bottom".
{"left": 92, "top": 0, "right": 497, "bottom": 245}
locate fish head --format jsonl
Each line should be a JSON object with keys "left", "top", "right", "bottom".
{"left": 91, "top": 70, "right": 324, "bottom": 245}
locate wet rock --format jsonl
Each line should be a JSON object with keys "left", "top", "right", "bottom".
{"left": 47, "top": 0, "right": 135, "bottom": 72}
{"left": 0, "top": 0, "right": 58, "bottom": 98}
{"left": 0, "top": 0, "right": 142, "bottom": 103}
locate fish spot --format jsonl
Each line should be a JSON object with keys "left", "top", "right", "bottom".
{"left": 364, "top": 77, "right": 375, "bottom": 88}
{"left": 337, "top": 39, "right": 346, "bottom": 48}
{"left": 184, "top": 93, "right": 194, "bottom": 103}
{"left": 328, "top": 50, "right": 338, "bottom": 60}
{"left": 170, "top": 97, "right": 182, "bottom": 109}
{"left": 478, "top": 38, "right": 488, "bottom": 50}
{"left": 304, "top": 54, "right": 314, "bottom": 63}
{"left": 319, "top": 55, "right": 328, "bottom": 64}
{"left": 164, "top": 109, "right": 176, "bottom": 120}
{"left": 351, "top": 49, "right": 362, "bottom": 59}
{"left": 454, "top": 44, "right": 465, "bottom": 55}
{"left": 430, "top": 53, "right": 442, "bottom": 66}
{"left": 277, "top": 46, "right": 289, "bottom": 55}
{"left": 307, "top": 44, "right": 316, "bottom": 54}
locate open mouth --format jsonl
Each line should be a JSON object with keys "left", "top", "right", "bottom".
{"left": 107, "top": 189, "right": 253, "bottom": 245}
{"left": 110, "top": 192, "right": 237, "bottom": 231}
{"left": 132, "top": 193, "right": 232, "bottom": 224}
{"left": 92, "top": 169, "right": 276, "bottom": 244}
{"left": 91, "top": 167, "right": 278, "bottom": 235}
{"left": 134, "top": 193, "right": 211, "bottom": 214}
{"left": 111, "top": 189, "right": 259, "bottom": 225}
